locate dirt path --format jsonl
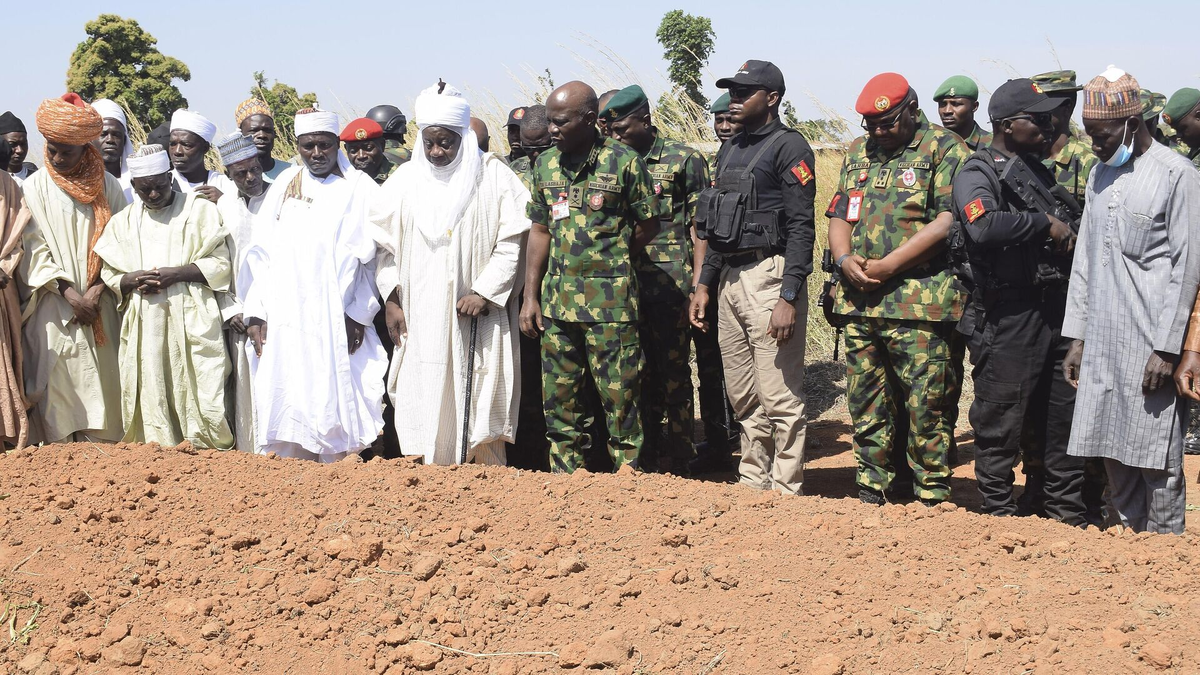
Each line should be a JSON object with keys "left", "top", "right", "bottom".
{"left": 1, "top": 436, "right": 1199, "bottom": 674}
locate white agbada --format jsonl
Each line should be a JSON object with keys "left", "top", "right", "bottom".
{"left": 216, "top": 188, "right": 263, "bottom": 452}
{"left": 241, "top": 120, "right": 386, "bottom": 461}
{"left": 372, "top": 85, "right": 531, "bottom": 466}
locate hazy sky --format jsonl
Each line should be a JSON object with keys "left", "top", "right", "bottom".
{"left": 6, "top": 0, "right": 1199, "bottom": 158}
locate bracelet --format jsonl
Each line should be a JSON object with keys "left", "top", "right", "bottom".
{"left": 835, "top": 253, "right": 852, "bottom": 269}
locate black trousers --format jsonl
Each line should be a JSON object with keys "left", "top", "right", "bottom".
{"left": 967, "top": 290, "right": 1087, "bottom": 526}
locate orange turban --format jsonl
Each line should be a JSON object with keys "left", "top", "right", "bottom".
{"left": 34, "top": 93, "right": 111, "bottom": 346}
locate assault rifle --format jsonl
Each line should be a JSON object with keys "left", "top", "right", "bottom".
{"left": 820, "top": 249, "right": 849, "bottom": 361}
{"left": 998, "top": 154, "right": 1083, "bottom": 284}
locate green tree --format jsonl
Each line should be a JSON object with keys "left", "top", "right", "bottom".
{"left": 66, "top": 14, "right": 190, "bottom": 129}
{"left": 250, "top": 71, "right": 318, "bottom": 141}
{"left": 655, "top": 10, "right": 716, "bottom": 110}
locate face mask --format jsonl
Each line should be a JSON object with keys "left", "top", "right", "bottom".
{"left": 1103, "top": 120, "right": 1134, "bottom": 167}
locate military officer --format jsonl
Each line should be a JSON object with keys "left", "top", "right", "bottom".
{"left": 366, "top": 104, "right": 412, "bottom": 167}
{"left": 826, "top": 73, "right": 970, "bottom": 506}
{"left": 1026, "top": 69, "right": 1100, "bottom": 515}
{"left": 339, "top": 118, "right": 396, "bottom": 185}
{"left": 1163, "top": 88, "right": 1200, "bottom": 168}
{"left": 520, "top": 81, "right": 664, "bottom": 473}
{"left": 934, "top": 75, "right": 993, "bottom": 151}
{"left": 506, "top": 107, "right": 530, "bottom": 171}
{"left": 603, "top": 85, "right": 710, "bottom": 474}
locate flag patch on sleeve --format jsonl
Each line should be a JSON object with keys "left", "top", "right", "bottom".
{"left": 964, "top": 198, "right": 986, "bottom": 223}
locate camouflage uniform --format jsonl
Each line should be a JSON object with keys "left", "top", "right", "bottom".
{"left": 527, "top": 133, "right": 665, "bottom": 472}
{"left": 508, "top": 155, "right": 531, "bottom": 175}
{"left": 961, "top": 123, "right": 993, "bottom": 152}
{"left": 634, "top": 134, "right": 708, "bottom": 468}
{"left": 827, "top": 112, "right": 970, "bottom": 501}
{"left": 1042, "top": 134, "right": 1097, "bottom": 206}
{"left": 383, "top": 140, "right": 411, "bottom": 167}
{"left": 373, "top": 157, "right": 397, "bottom": 186}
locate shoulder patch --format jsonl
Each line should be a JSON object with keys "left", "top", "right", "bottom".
{"left": 964, "top": 198, "right": 986, "bottom": 224}
{"left": 790, "top": 160, "right": 814, "bottom": 185}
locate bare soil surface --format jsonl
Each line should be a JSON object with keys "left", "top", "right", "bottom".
{"left": 1, "top": 431, "right": 1199, "bottom": 674}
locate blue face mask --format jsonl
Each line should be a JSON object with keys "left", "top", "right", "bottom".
{"left": 1103, "top": 120, "right": 1134, "bottom": 167}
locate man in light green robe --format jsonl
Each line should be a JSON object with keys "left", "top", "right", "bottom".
{"left": 94, "top": 148, "right": 234, "bottom": 449}
{"left": 19, "top": 145, "right": 127, "bottom": 444}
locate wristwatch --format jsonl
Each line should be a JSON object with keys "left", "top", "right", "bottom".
{"left": 781, "top": 286, "right": 799, "bottom": 303}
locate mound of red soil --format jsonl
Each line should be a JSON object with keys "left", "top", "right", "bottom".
{"left": 0, "top": 441, "right": 1198, "bottom": 674}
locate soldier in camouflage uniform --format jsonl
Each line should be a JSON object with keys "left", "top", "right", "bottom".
{"left": 933, "top": 76, "right": 993, "bottom": 151}
{"left": 602, "top": 85, "right": 710, "bottom": 473}
{"left": 505, "top": 107, "right": 530, "bottom": 172}
{"left": 340, "top": 118, "right": 397, "bottom": 185}
{"left": 1164, "top": 87, "right": 1200, "bottom": 456}
{"left": 826, "top": 73, "right": 970, "bottom": 505}
{"left": 1025, "top": 70, "right": 1101, "bottom": 515}
{"left": 520, "top": 81, "right": 665, "bottom": 473}
{"left": 366, "top": 104, "right": 412, "bottom": 168}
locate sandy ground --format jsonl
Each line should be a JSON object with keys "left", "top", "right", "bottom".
{"left": 1, "top": 429, "right": 1199, "bottom": 675}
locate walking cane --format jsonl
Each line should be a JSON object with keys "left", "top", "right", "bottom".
{"left": 460, "top": 315, "right": 479, "bottom": 465}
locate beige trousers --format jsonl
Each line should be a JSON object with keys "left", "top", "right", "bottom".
{"left": 717, "top": 254, "right": 808, "bottom": 495}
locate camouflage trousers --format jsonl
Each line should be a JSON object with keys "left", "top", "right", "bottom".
{"left": 638, "top": 300, "right": 695, "bottom": 468}
{"left": 542, "top": 317, "right": 643, "bottom": 472}
{"left": 845, "top": 317, "right": 961, "bottom": 501}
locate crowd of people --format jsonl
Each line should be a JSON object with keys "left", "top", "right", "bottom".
{"left": 2, "top": 58, "right": 1199, "bottom": 536}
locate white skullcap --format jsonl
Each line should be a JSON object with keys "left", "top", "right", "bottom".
{"left": 127, "top": 144, "right": 171, "bottom": 178}
{"left": 1098, "top": 64, "right": 1127, "bottom": 83}
{"left": 91, "top": 99, "right": 127, "bottom": 128}
{"left": 170, "top": 109, "right": 217, "bottom": 144}
{"left": 215, "top": 132, "right": 258, "bottom": 166}
{"left": 415, "top": 82, "right": 471, "bottom": 133}
{"left": 295, "top": 109, "right": 340, "bottom": 137}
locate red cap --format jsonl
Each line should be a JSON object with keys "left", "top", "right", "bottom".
{"left": 339, "top": 117, "right": 383, "bottom": 142}
{"left": 61, "top": 93, "right": 87, "bottom": 108}
{"left": 855, "top": 73, "right": 910, "bottom": 116}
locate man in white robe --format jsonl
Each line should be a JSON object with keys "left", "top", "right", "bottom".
{"left": 373, "top": 83, "right": 531, "bottom": 466}
{"left": 214, "top": 132, "right": 268, "bottom": 451}
{"left": 94, "top": 145, "right": 233, "bottom": 448}
{"left": 169, "top": 110, "right": 236, "bottom": 202}
{"left": 1063, "top": 68, "right": 1200, "bottom": 534}
{"left": 241, "top": 109, "right": 386, "bottom": 461}
{"left": 19, "top": 94, "right": 126, "bottom": 443}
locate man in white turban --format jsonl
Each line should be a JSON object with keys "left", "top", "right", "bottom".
{"left": 94, "top": 144, "right": 234, "bottom": 448}
{"left": 240, "top": 108, "right": 386, "bottom": 461}
{"left": 373, "top": 82, "right": 531, "bottom": 466}
{"left": 169, "top": 109, "right": 234, "bottom": 203}
{"left": 213, "top": 132, "right": 267, "bottom": 451}
{"left": 90, "top": 99, "right": 135, "bottom": 203}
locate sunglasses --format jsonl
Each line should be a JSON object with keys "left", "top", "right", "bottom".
{"left": 861, "top": 110, "right": 906, "bottom": 132}
{"left": 1005, "top": 112, "right": 1054, "bottom": 126}
{"left": 728, "top": 85, "right": 766, "bottom": 100}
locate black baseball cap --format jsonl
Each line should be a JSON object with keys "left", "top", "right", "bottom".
{"left": 506, "top": 107, "right": 527, "bottom": 127}
{"left": 716, "top": 60, "right": 786, "bottom": 95}
{"left": 988, "top": 78, "right": 1060, "bottom": 122}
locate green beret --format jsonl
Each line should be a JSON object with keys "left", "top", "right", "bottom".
{"left": 933, "top": 75, "right": 978, "bottom": 101}
{"left": 1140, "top": 89, "right": 1166, "bottom": 121}
{"left": 599, "top": 85, "right": 649, "bottom": 123}
{"left": 710, "top": 92, "right": 731, "bottom": 114}
{"left": 1031, "top": 70, "right": 1081, "bottom": 94}
{"left": 1163, "top": 87, "right": 1200, "bottom": 127}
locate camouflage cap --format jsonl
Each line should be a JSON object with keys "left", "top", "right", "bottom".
{"left": 599, "top": 84, "right": 649, "bottom": 123}
{"left": 1163, "top": 87, "right": 1200, "bottom": 126}
{"left": 1030, "top": 70, "right": 1082, "bottom": 94}
{"left": 933, "top": 75, "right": 979, "bottom": 101}
{"left": 1140, "top": 89, "right": 1166, "bottom": 122}
{"left": 710, "top": 92, "right": 731, "bottom": 114}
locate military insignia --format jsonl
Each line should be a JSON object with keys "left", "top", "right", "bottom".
{"left": 654, "top": 183, "right": 662, "bottom": 195}
{"left": 589, "top": 192, "right": 605, "bottom": 210}
{"left": 1031, "top": 82, "right": 1044, "bottom": 94}
{"left": 354, "top": 128, "right": 367, "bottom": 140}
{"left": 1164, "top": 113, "right": 1173, "bottom": 125}
{"left": 514, "top": 108, "right": 525, "bottom": 120}
{"left": 827, "top": 194, "right": 841, "bottom": 214}
{"left": 948, "top": 87, "right": 957, "bottom": 97}
{"left": 874, "top": 96, "right": 890, "bottom": 112}
{"left": 790, "top": 160, "right": 813, "bottom": 185}
{"left": 964, "top": 198, "right": 986, "bottom": 223}
{"left": 901, "top": 168, "right": 917, "bottom": 187}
